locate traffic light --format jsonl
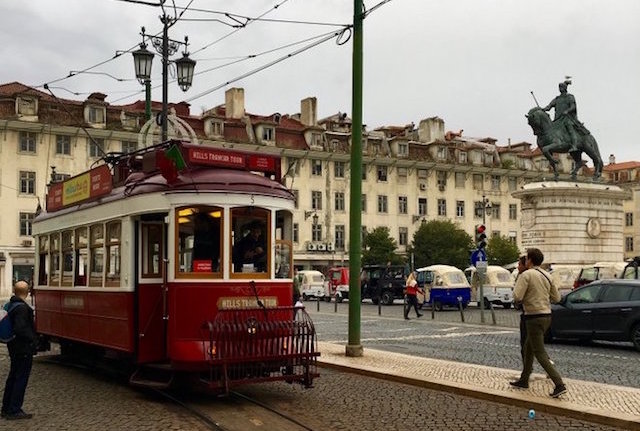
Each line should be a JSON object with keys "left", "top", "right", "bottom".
{"left": 475, "top": 224, "right": 487, "bottom": 249}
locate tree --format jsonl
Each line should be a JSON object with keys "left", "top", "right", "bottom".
{"left": 486, "top": 235, "right": 520, "bottom": 266}
{"left": 409, "top": 220, "right": 473, "bottom": 269}
{"left": 362, "top": 226, "right": 404, "bottom": 266}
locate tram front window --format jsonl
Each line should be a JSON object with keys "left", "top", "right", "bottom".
{"left": 232, "top": 208, "right": 269, "bottom": 275}
{"left": 177, "top": 206, "right": 221, "bottom": 275}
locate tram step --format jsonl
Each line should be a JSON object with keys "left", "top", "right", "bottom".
{"left": 129, "top": 366, "right": 174, "bottom": 389}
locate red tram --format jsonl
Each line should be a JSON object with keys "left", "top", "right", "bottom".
{"left": 32, "top": 140, "right": 318, "bottom": 392}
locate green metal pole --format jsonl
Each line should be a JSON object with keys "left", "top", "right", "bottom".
{"left": 145, "top": 79, "right": 152, "bottom": 122}
{"left": 346, "top": 0, "right": 364, "bottom": 358}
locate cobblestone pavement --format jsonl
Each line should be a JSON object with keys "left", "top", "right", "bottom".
{"left": 307, "top": 302, "right": 640, "bottom": 388}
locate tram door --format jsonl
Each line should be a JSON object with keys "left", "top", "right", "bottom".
{"left": 136, "top": 219, "right": 167, "bottom": 363}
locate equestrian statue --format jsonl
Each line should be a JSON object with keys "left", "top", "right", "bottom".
{"left": 526, "top": 79, "right": 603, "bottom": 181}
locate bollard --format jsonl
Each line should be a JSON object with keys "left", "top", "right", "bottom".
{"left": 431, "top": 300, "right": 435, "bottom": 319}
{"left": 457, "top": 296, "right": 465, "bottom": 323}
{"left": 489, "top": 301, "right": 496, "bottom": 325}
{"left": 334, "top": 294, "right": 338, "bottom": 313}
{"left": 378, "top": 296, "right": 382, "bottom": 316}
{"left": 317, "top": 297, "right": 320, "bottom": 312}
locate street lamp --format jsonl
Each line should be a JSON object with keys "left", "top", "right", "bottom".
{"left": 304, "top": 210, "right": 319, "bottom": 225}
{"left": 132, "top": 18, "right": 196, "bottom": 142}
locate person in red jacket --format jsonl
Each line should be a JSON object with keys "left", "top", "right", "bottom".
{"left": 2, "top": 280, "right": 36, "bottom": 420}
{"left": 404, "top": 271, "right": 424, "bottom": 320}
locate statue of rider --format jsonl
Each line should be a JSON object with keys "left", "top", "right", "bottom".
{"left": 542, "top": 80, "right": 587, "bottom": 153}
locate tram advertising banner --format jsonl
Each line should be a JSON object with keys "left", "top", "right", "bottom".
{"left": 47, "top": 165, "right": 112, "bottom": 212}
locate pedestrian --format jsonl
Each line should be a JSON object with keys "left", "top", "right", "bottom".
{"left": 293, "top": 268, "right": 302, "bottom": 303}
{"left": 510, "top": 248, "right": 566, "bottom": 398}
{"left": 403, "top": 271, "right": 423, "bottom": 320}
{"left": 515, "top": 255, "right": 528, "bottom": 360}
{"left": 2, "top": 280, "right": 37, "bottom": 420}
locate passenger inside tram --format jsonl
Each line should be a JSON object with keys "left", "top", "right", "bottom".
{"left": 233, "top": 220, "right": 267, "bottom": 273}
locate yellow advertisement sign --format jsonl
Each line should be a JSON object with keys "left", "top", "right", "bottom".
{"left": 62, "top": 172, "right": 90, "bottom": 206}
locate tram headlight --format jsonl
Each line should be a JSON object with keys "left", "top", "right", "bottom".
{"left": 208, "top": 343, "right": 217, "bottom": 358}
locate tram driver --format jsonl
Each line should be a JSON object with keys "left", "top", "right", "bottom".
{"left": 233, "top": 220, "right": 267, "bottom": 273}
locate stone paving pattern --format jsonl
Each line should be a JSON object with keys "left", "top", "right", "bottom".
{"left": 317, "top": 341, "right": 640, "bottom": 430}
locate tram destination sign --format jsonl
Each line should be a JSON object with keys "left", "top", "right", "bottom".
{"left": 46, "top": 164, "right": 113, "bottom": 212}
{"left": 186, "top": 146, "right": 279, "bottom": 178}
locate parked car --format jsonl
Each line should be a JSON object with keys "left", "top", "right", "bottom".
{"left": 416, "top": 265, "right": 471, "bottom": 311}
{"left": 326, "top": 266, "right": 350, "bottom": 302}
{"left": 465, "top": 266, "right": 514, "bottom": 309}
{"left": 547, "top": 279, "right": 640, "bottom": 351}
{"left": 298, "top": 270, "right": 326, "bottom": 300}
{"left": 573, "top": 262, "right": 627, "bottom": 289}
{"left": 549, "top": 264, "right": 584, "bottom": 296}
{"left": 361, "top": 265, "right": 408, "bottom": 305}
{"left": 621, "top": 256, "right": 640, "bottom": 280}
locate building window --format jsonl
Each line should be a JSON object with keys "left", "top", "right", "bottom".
{"left": 89, "top": 138, "right": 105, "bottom": 158}
{"left": 509, "top": 204, "right": 517, "bottom": 220}
{"left": 19, "top": 131, "right": 37, "bottom": 153}
{"left": 398, "top": 196, "right": 408, "bottom": 214}
{"left": 398, "top": 143, "right": 408, "bottom": 157}
{"left": 335, "top": 192, "right": 345, "bottom": 211}
{"left": 437, "top": 199, "right": 446, "bottom": 216}
{"left": 19, "top": 212, "right": 34, "bottom": 236}
{"left": 19, "top": 171, "right": 36, "bottom": 194}
{"left": 310, "top": 132, "right": 322, "bottom": 147}
{"left": 437, "top": 146, "right": 447, "bottom": 160}
{"left": 292, "top": 190, "right": 299, "bottom": 209}
{"left": 626, "top": 236, "right": 634, "bottom": 252}
{"left": 485, "top": 153, "right": 494, "bottom": 165}
{"left": 436, "top": 171, "right": 447, "bottom": 188}
{"left": 456, "top": 201, "right": 464, "bottom": 217}
{"left": 311, "top": 159, "right": 322, "bottom": 176}
{"left": 377, "top": 195, "right": 388, "bottom": 213}
{"left": 362, "top": 165, "right": 367, "bottom": 180}
{"left": 459, "top": 151, "right": 467, "bottom": 163}
{"left": 335, "top": 225, "right": 345, "bottom": 250}
{"left": 286, "top": 157, "right": 299, "bottom": 176}
{"left": 122, "top": 141, "right": 137, "bottom": 154}
{"left": 491, "top": 175, "right": 501, "bottom": 190}
{"left": 311, "top": 191, "right": 322, "bottom": 210}
{"left": 377, "top": 165, "right": 388, "bottom": 182}
{"left": 293, "top": 223, "right": 299, "bottom": 243}
{"left": 397, "top": 167, "right": 408, "bottom": 180}
{"left": 508, "top": 232, "right": 517, "bottom": 244}
{"left": 492, "top": 203, "right": 501, "bottom": 219}
{"left": 262, "top": 127, "right": 274, "bottom": 141}
{"left": 53, "top": 173, "right": 70, "bottom": 182}
{"left": 418, "top": 169, "right": 427, "bottom": 179}
{"left": 88, "top": 106, "right": 105, "bottom": 124}
{"left": 312, "top": 224, "right": 322, "bottom": 242}
{"left": 211, "top": 120, "right": 224, "bottom": 136}
{"left": 56, "top": 135, "right": 71, "bottom": 155}
{"left": 472, "top": 174, "right": 483, "bottom": 190}
{"left": 455, "top": 172, "right": 465, "bottom": 188}
{"left": 361, "top": 194, "right": 367, "bottom": 213}
{"left": 626, "top": 212, "right": 633, "bottom": 227}
{"left": 334, "top": 161, "right": 345, "bottom": 178}
{"left": 399, "top": 227, "right": 408, "bottom": 246}
{"left": 418, "top": 198, "right": 427, "bottom": 216}
{"left": 508, "top": 177, "right": 517, "bottom": 191}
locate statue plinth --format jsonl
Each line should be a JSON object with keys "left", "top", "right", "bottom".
{"left": 512, "top": 181, "right": 631, "bottom": 265}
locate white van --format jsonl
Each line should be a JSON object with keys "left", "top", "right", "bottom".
{"left": 465, "top": 266, "right": 514, "bottom": 309}
{"left": 298, "top": 270, "right": 325, "bottom": 300}
{"left": 548, "top": 264, "right": 583, "bottom": 296}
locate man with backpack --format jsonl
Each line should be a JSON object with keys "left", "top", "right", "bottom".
{"left": 2, "top": 280, "right": 36, "bottom": 420}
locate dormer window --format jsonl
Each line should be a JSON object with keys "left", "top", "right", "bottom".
{"left": 485, "top": 153, "right": 494, "bottom": 165}
{"left": 205, "top": 119, "right": 224, "bottom": 138}
{"left": 397, "top": 142, "right": 408, "bottom": 157}
{"left": 262, "top": 126, "right": 274, "bottom": 142}
{"left": 437, "top": 146, "right": 447, "bottom": 160}
{"left": 459, "top": 151, "right": 467, "bottom": 163}
{"left": 310, "top": 132, "right": 322, "bottom": 148}
{"left": 16, "top": 96, "right": 37, "bottom": 116}
{"left": 86, "top": 105, "right": 106, "bottom": 125}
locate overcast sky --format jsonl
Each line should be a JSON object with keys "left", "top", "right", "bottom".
{"left": 1, "top": 0, "right": 639, "bottom": 162}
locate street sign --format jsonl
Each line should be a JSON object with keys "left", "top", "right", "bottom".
{"left": 470, "top": 249, "right": 487, "bottom": 267}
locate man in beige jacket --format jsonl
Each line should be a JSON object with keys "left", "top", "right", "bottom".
{"left": 510, "top": 248, "right": 566, "bottom": 398}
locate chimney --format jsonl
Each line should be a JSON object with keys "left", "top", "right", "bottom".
{"left": 609, "top": 154, "right": 615, "bottom": 165}
{"left": 417, "top": 117, "right": 444, "bottom": 142}
{"left": 225, "top": 88, "right": 245, "bottom": 119}
{"left": 300, "top": 97, "right": 317, "bottom": 127}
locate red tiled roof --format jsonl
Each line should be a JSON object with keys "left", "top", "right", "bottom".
{"left": 603, "top": 161, "right": 640, "bottom": 171}
{"left": 0, "top": 82, "right": 55, "bottom": 101}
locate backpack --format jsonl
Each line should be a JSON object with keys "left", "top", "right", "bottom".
{"left": 0, "top": 302, "right": 19, "bottom": 343}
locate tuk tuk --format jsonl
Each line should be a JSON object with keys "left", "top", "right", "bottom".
{"left": 416, "top": 265, "right": 471, "bottom": 311}
{"left": 326, "top": 266, "right": 349, "bottom": 302}
{"left": 465, "top": 265, "right": 514, "bottom": 308}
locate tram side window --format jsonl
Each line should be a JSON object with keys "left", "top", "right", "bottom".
{"left": 75, "top": 227, "right": 88, "bottom": 287}
{"left": 275, "top": 209, "right": 293, "bottom": 279}
{"left": 142, "top": 223, "right": 163, "bottom": 278}
{"left": 231, "top": 207, "right": 269, "bottom": 275}
{"left": 89, "top": 224, "right": 104, "bottom": 287}
{"left": 176, "top": 206, "right": 222, "bottom": 276}
{"left": 106, "top": 222, "right": 121, "bottom": 286}
{"left": 61, "top": 230, "right": 74, "bottom": 286}
{"left": 49, "top": 233, "right": 61, "bottom": 286}
{"left": 38, "top": 235, "right": 49, "bottom": 286}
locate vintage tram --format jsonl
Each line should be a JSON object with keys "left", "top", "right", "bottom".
{"left": 32, "top": 140, "right": 318, "bottom": 392}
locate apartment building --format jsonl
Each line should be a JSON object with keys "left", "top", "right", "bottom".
{"left": 0, "top": 81, "right": 623, "bottom": 294}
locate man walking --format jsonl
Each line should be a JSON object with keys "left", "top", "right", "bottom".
{"left": 510, "top": 248, "right": 566, "bottom": 398}
{"left": 2, "top": 280, "right": 37, "bottom": 420}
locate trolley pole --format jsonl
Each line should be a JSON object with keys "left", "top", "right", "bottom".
{"left": 346, "top": 0, "right": 364, "bottom": 358}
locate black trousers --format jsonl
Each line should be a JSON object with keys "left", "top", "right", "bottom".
{"left": 404, "top": 295, "right": 421, "bottom": 317}
{"left": 2, "top": 353, "right": 33, "bottom": 415}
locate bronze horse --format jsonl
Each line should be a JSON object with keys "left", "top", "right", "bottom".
{"left": 526, "top": 107, "right": 603, "bottom": 181}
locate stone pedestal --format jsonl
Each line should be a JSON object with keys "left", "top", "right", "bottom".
{"left": 512, "top": 181, "right": 631, "bottom": 265}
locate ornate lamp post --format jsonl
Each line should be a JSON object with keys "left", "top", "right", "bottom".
{"left": 132, "top": 18, "right": 196, "bottom": 142}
